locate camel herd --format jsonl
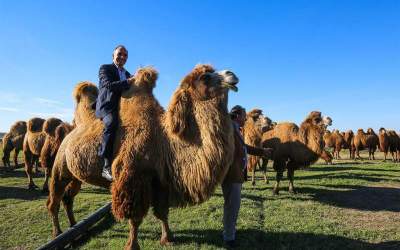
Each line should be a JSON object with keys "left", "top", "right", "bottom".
{"left": 1, "top": 64, "right": 399, "bottom": 249}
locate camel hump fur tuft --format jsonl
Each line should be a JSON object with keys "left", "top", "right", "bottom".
{"left": 28, "top": 117, "right": 45, "bottom": 133}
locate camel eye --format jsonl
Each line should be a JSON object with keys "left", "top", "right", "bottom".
{"left": 199, "top": 73, "right": 212, "bottom": 84}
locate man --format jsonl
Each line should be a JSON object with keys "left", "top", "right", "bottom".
{"left": 222, "top": 105, "right": 273, "bottom": 248}
{"left": 95, "top": 45, "right": 135, "bottom": 181}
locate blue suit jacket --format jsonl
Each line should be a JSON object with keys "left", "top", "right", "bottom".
{"left": 95, "top": 64, "right": 131, "bottom": 118}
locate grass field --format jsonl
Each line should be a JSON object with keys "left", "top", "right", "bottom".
{"left": 0, "top": 150, "right": 399, "bottom": 250}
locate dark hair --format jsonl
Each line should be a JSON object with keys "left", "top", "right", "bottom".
{"left": 230, "top": 105, "right": 245, "bottom": 120}
{"left": 114, "top": 45, "right": 127, "bottom": 52}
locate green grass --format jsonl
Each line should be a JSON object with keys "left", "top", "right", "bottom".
{"left": 0, "top": 150, "right": 399, "bottom": 249}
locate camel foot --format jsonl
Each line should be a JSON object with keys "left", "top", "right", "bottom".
{"left": 288, "top": 189, "right": 296, "bottom": 194}
{"left": 160, "top": 236, "right": 174, "bottom": 246}
{"left": 251, "top": 181, "right": 256, "bottom": 186}
{"left": 28, "top": 183, "right": 38, "bottom": 190}
{"left": 272, "top": 188, "right": 279, "bottom": 195}
{"left": 52, "top": 229, "right": 62, "bottom": 238}
{"left": 265, "top": 180, "right": 269, "bottom": 184}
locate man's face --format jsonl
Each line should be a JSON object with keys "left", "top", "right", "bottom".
{"left": 113, "top": 47, "right": 128, "bottom": 68}
{"left": 236, "top": 110, "right": 246, "bottom": 127}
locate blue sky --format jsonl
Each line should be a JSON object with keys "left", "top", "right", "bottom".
{"left": 0, "top": 0, "right": 399, "bottom": 132}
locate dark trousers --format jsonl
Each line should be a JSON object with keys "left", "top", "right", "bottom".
{"left": 98, "top": 111, "right": 118, "bottom": 160}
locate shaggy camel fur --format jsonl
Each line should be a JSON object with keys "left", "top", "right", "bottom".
{"left": 341, "top": 130, "right": 355, "bottom": 159}
{"left": 387, "top": 130, "right": 400, "bottom": 162}
{"left": 323, "top": 129, "right": 345, "bottom": 159}
{"left": 2, "top": 121, "right": 27, "bottom": 168}
{"left": 379, "top": 128, "right": 390, "bottom": 161}
{"left": 262, "top": 111, "right": 331, "bottom": 194}
{"left": 353, "top": 128, "right": 379, "bottom": 160}
{"left": 243, "top": 108, "right": 269, "bottom": 185}
{"left": 40, "top": 121, "right": 74, "bottom": 192}
{"left": 47, "top": 65, "right": 239, "bottom": 249}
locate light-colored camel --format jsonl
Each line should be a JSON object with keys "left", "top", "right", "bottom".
{"left": 262, "top": 111, "right": 331, "bottom": 195}
{"left": 2, "top": 121, "right": 27, "bottom": 168}
{"left": 47, "top": 65, "right": 239, "bottom": 249}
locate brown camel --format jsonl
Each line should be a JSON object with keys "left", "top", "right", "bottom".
{"left": 40, "top": 121, "right": 74, "bottom": 192}
{"left": 323, "top": 129, "right": 345, "bottom": 160}
{"left": 47, "top": 65, "right": 239, "bottom": 249}
{"left": 387, "top": 130, "right": 400, "bottom": 162}
{"left": 23, "top": 117, "right": 64, "bottom": 189}
{"left": 353, "top": 128, "right": 379, "bottom": 160}
{"left": 378, "top": 128, "right": 389, "bottom": 161}
{"left": 262, "top": 111, "right": 331, "bottom": 195}
{"left": 341, "top": 130, "right": 355, "bottom": 159}
{"left": 243, "top": 108, "right": 269, "bottom": 185}
{"left": 2, "top": 121, "right": 27, "bottom": 168}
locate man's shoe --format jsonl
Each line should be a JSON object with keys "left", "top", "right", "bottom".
{"left": 102, "top": 167, "right": 113, "bottom": 181}
{"left": 224, "top": 240, "right": 237, "bottom": 249}
{"left": 101, "top": 159, "right": 113, "bottom": 181}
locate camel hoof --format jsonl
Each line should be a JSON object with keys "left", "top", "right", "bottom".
{"left": 160, "top": 238, "right": 174, "bottom": 246}
{"left": 251, "top": 181, "right": 256, "bottom": 186}
{"left": 272, "top": 189, "right": 279, "bottom": 195}
{"left": 288, "top": 189, "right": 296, "bottom": 194}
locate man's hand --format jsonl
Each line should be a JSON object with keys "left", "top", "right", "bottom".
{"left": 127, "top": 76, "right": 135, "bottom": 84}
{"left": 262, "top": 148, "right": 274, "bottom": 159}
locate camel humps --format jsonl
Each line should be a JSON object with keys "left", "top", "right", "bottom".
{"left": 262, "top": 111, "right": 331, "bottom": 195}
{"left": 341, "top": 130, "right": 355, "bottom": 159}
{"left": 47, "top": 65, "right": 239, "bottom": 249}
{"left": 243, "top": 109, "right": 267, "bottom": 185}
{"left": 2, "top": 121, "right": 27, "bottom": 168}
{"left": 387, "top": 130, "right": 400, "bottom": 162}
{"left": 353, "top": 128, "right": 379, "bottom": 160}
{"left": 323, "top": 129, "right": 345, "bottom": 160}
{"left": 40, "top": 121, "right": 74, "bottom": 192}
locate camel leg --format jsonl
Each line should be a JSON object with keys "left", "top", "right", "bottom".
{"left": 34, "top": 156, "right": 40, "bottom": 173}
{"left": 62, "top": 179, "right": 82, "bottom": 227}
{"left": 251, "top": 168, "right": 256, "bottom": 186}
{"left": 2, "top": 150, "right": 10, "bottom": 168}
{"left": 24, "top": 150, "right": 37, "bottom": 189}
{"left": 47, "top": 177, "right": 71, "bottom": 237}
{"left": 152, "top": 186, "right": 173, "bottom": 246}
{"left": 383, "top": 151, "right": 387, "bottom": 161}
{"left": 261, "top": 158, "right": 269, "bottom": 184}
{"left": 125, "top": 218, "right": 142, "bottom": 250}
{"left": 273, "top": 171, "right": 283, "bottom": 195}
{"left": 287, "top": 167, "right": 295, "bottom": 194}
{"left": 14, "top": 149, "right": 19, "bottom": 168}
{"left": 42, "top": 167, "right": 50, "bottom": 193}
{"left": 337, "top": 148, "right": 341, "bottom": 159}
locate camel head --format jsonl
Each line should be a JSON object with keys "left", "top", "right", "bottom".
{"left": 303, "top": 111, "right": 331, "bottom": 130}
{"left": 166, "top": 64, "right": 239, "bottom": 140}
{"left": 379, "top": 127, "right": 387, "bottom": 134}
{"left": 179, "top": 64, "right": 238, "bottom": 101}
{"left": 367, "top": 128, "right": 376, "bottom": 135}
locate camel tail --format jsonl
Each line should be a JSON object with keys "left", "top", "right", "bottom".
{"left": 111, "top": 164, "right": 151, "bottom": 220}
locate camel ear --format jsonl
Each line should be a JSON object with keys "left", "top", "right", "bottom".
{"left": 166, "top": 89, "right": 196, "bottom": 141}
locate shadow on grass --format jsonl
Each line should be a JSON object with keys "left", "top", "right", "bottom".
{"left": 70, "top": 213, "right": 117, "bottom": 249}
{"left": 296, "top": 186, "right": 400, "bottom": 212}
{"left": 0, "top": 185, "right": 47, "bottom": 200}
{"left": 0, "top": 167, "right": 44, "bottom": 178}
{"left": 156, "top": 229, "right": 400, "bottom": 250}
{"left": 295, "top": 172, "right": 395, "bottom": 183}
